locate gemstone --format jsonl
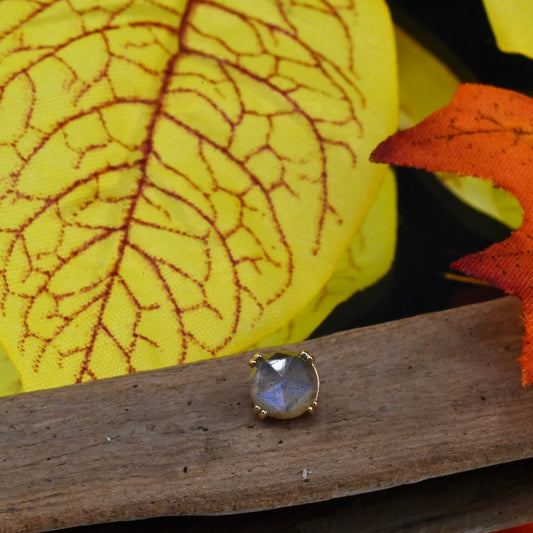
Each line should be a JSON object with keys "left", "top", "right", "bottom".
{"left": 249, "top": 350, "right": 319, "bottom": 419}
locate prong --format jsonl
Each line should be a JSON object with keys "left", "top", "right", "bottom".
{"left": 299, "top": 350, "right": 314, "bottom": 363}
{"left": 307, "top": 401, "right": 318, "bottom": 415}
{"left": 254, "top": 405, "right": 267, "bottom": 420}
{"left": 249, "top": 353, "right": 264, "bottom": 368}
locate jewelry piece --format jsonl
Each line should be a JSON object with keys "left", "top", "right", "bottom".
{"left": 249, "top": 349, "right": 319, "bottom": 420}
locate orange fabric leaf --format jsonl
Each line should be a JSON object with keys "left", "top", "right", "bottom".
{"left": 371, "top": 83, "right": 533, "bottom": 385}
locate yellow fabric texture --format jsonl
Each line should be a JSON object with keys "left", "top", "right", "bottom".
{"left": 0, "top": 343, "right": 22, "bottom": 397}
{"left": 482, "top": 0, "right": 533, "bottom": 60}
{"left": 396, "top": 26, "right": 523, "bottom": 229}
{"left": 0, "top": 0, "right": 397, "bottom": 391}
{"left": 258, "top": 167, "right": 396, "bottom": 346}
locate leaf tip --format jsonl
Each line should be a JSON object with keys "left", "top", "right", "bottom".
{"left": 370, "top": 137, "right": 395, "bottom": 165}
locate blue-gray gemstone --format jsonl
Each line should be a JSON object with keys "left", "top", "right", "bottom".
{"left": 250, "top": 350, "right": 319, "bottom": 419}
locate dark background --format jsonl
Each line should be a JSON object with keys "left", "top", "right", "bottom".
{"left": 71, "top": 1, "right": 532, "bottom": 531}
{"left": 314, "top": 0, "right": 533, "bottom": 336}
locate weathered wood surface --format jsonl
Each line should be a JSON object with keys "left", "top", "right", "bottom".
{"left": 301, "top": 458, "right": 533, "bottom": 533}
{"left": 86, "top": 458, "right": 533, "bottom": 533}
{"left": 0, "top": 296, "right": 531, "bottom": 532}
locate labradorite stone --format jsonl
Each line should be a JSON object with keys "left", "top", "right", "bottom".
{"left": 250, "top": 350, "right": 318, "bottom": 419}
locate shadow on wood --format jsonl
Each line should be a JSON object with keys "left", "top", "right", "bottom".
{"left": 68, "top": 457, "right": 533, "bottom": 533}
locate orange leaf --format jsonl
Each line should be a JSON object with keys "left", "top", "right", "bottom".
{"left": 371, "top": 83, "right": 533, "bottom": 385}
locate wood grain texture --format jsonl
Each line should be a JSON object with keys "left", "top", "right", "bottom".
{"left": 0, "top": 296, "right": 530, "bottom": 532}
{"left": 299, "top": 457, "right": 533, "bottom": 533}
{"left": 109, "top": 457, "right": 533, "bottom": 533}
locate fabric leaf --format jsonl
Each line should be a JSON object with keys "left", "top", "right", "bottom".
{"left": 372, "top": 83, "right": 533, "bottom": 385}
{"left": 0, "top": 0, "right": 396, "bottom": 391}
{"left": 0, "top": 343, "right": 22, "bottom": 397}
{"left": 396, "top": 26, "right": 522, "bottom": 229}
{"left": 482, "top": 0, "right": 533, "bottom": 60}
{"left": 258, "top": 167, "right": 396, "bottom": 346}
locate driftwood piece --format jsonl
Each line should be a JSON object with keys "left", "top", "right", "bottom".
{"left": 0, "top": 296, "right": 531, "bottom": 532}
{"left": 298, "top": 457, "right": 533, "bottom": 533}
{"left": 95, "top": 458, "right": 533, "bottom": 532}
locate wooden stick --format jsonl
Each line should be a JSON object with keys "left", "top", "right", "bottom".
{"left": 0, "top": 296, "right": 530, "bottom": 532}
{"left": 130, "top": 458, "right": 533, "bottom": 533}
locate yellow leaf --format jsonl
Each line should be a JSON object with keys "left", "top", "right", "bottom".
{"left": 482, "top": 0, "right": 533, "bottom": 60}
{"left": 256, "top": 167, "right": 396, "bottom": 347}
{"left": 395, "top": 27, "right": 458, "bottom": 131}
{"left": 396, "top": 26, "right": 523, "bottom": 229}
{"left": 437, "top": 172, "right": 523, "bottom": 229}
{"left": 0, "top": 1, "right": 397, "bottom": 391}
{"left": 0, "top": 342, "right": 22, "bottom": 397}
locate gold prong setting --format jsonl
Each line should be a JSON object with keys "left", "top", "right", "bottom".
{"left": 299, "top": 350, "right": 314, "bottom": 363}
{"left": 254, "top": 405, "right": 268, "bottom": 419}
{"left": 249, "top": 349, "right": 319, "bottom": 420}
{"left": 307, "top": 401, "right": 318, "bottom": 415}
{"left": 248, "top": 353, "right": 263, "bottom": 368}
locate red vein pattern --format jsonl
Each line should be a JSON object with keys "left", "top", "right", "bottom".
{"left": 0, "top": 0, "right": 394, "bottom": 389}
